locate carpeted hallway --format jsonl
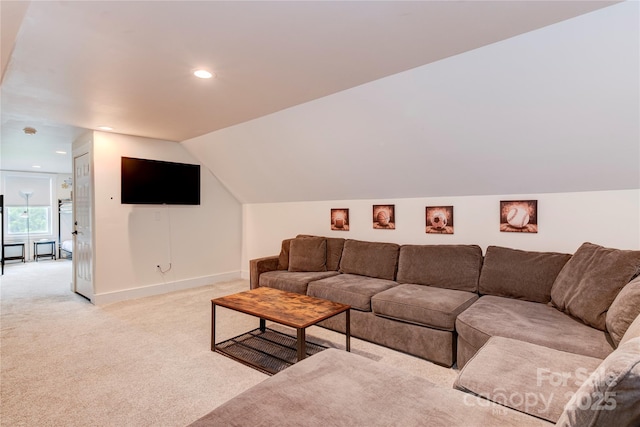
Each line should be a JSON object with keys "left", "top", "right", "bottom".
{"left": 1, "top": 260, "right": 456, "bottom": 426}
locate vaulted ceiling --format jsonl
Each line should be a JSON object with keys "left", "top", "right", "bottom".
{"left": 1, "top": 0, "right": 625, "bottom": 181}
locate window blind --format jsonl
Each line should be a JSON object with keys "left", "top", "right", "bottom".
{"left": 3, "top": 174, "right": 53, "bottom": 206}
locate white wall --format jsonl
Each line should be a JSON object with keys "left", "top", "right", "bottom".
{"left": 56, "top": 173, "right": 72, "bottom": 200}
{"left": 92, "top": 132, "right": 242, "bottom": 304}
{"left": 241, "top": 189, "right": 640, "bottom": 277}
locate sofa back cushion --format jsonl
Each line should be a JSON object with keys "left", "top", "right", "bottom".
{"left": 339, "top": 239, "right": 399, "bottom": 280}
{"left": 295, "top": 235, "right": 345, "bottom": 271}
{"left": 396, "top": 245, "right": 482, "bottom": 292}
{"left": 479, "top": 246, "right": 571, "bottom": 303}
{"left": 606, "top": 277, "right": 640, "bottom": 347}
{"left": 555, "top": 337, "right": 640, "bottom": 427}
{"left": 288, "top": 236, "right": 327, "bottom": 272}
{"left": 551, "top": 242, "right": 640, "bottom": 331}
{"left": 278, "top": 235, "right": 345, "bottom": 272}
{"left": 277, "top": 238, "right": 294, "bottom": 270}
{"left": 324, "top": 237, "right": 345, "bottom": 271}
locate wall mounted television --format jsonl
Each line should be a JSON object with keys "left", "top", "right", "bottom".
{"left": 121, "top": 157, "right": 201, "bottom": 205}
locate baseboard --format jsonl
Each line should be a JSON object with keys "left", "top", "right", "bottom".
{"left": 240, "top": 269, "right": 249, "bottom": 280}
{"left": 92, "top": 271, "right": 242, "bottom": 305}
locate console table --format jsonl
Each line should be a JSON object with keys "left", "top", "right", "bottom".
{"left": 3, "top": 243, "right": 26, "bottom": 263}
{"left": 33, "top": 240, "right": 56, "bottom": 261}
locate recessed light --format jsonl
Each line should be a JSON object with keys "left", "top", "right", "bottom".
{"left": 194, "top": 69, "right": 214, "bottom": 79}
{"left": 55, "top": 151, "right": 67, "bottom": 154}
{"left": 97, "top": 126, "right": 113, "bottom": 131}
{"left": 32, "top": 165, "right": 41, "bottom": 168}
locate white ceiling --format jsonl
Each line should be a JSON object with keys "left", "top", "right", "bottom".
{"left": 0, "top": 0, "right": 618, "bottom": 175}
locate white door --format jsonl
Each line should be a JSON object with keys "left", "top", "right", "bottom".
{"left": 73, "top": 152, "right": 94, "bottom": 301}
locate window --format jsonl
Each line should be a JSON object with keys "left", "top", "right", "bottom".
{"left": 7, "top": 206, "right": 51, "bottom": 235}
{"left": 1, "top": 172, "right": 55, "bottom": 238}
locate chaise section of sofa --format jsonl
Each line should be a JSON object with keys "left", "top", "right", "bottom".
{"left": 454, "top": 336, "right": 604, "bottom": 423}
{"left": 455, "top": 312, "right": 640, "bottom": 425}
{"left": 189, "top": 349, "right": 551, "bottom": 427}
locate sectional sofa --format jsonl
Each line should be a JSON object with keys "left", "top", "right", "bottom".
{"left": 192, "top": 235, "right": 640, "bottom": 425}
{"left": 250, "top": 236, "right": 639, "bottom": 368}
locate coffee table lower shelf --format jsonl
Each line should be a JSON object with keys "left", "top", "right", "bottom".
{"left": 215, "top": 327, "right": 327, "bottom": 375}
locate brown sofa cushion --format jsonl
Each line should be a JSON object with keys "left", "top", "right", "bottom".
{"left": 454, "top": 336, "right": 603, "bottom": 423}
{"left": 277, "top": 238, "right": 294, "bottom": 270}
{"left": 396, "top": 245, "right": 483, "bottom": 292}
{"left": 620, "top": 312, "right": 640, "bottom": 347}
{"left": 339, "top": 239, "right": 399, "bottom": 281}
{"left": 325, "top": 237, "right": 345, "bottom": 271}
{"left": 455, "top": 296, "right": 614, "bottom": 361}
{"left": 551, "top": 242, "right": 640, "bottom": 331}
{"left": 372, "top": 284, "right": 478, "bottom": 331}
{"left": 189, "top": 349, "right": 546, "bottom": 427}
{"left": 479, "top": 246, "right": 572, "bottom": 303}
{"left": 288, "top": 237, "right": 327, "bottom": 272}
{"left": 307, "top": 274, "right": 397, "bottom": 312}
{"left": 606, "top": 277, "right": 640, "bottom": 347}
{"left": 555, "top": 337, "right": 640, "bottom": 427}
{"left": 296, "top": 235, "right": 345, "bottom": 271}
{"left": 259, "top": 270, "right": 340, "bottom": 294}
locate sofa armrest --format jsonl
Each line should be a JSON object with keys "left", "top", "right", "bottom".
{"left": 249, "top": 256, "right": 280, "bottom": 289}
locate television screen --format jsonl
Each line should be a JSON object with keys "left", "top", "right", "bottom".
{"left": 121, "top": 157, "right": 200, "bottom": 205}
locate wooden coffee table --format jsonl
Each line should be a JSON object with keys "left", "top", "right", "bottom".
{"left": 211, "top": 287, "right": 350, "bottom": 374}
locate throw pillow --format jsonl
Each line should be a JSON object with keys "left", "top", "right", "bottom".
{"left": 550, "top": 242, "right": 640, "bottom": 331}
{"left": 555, "top": 337, "right": 640, "bottom": 427}
{"left": 288, "top": 237, "right": 327, "bottom": 272}
{"left": 606, "top": 276, "right": 640, "bottom": 347}
{"left": 295, "top": 234, "right": 344, "bottom": 271}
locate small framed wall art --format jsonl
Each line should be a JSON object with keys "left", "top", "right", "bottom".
{"left": 373, "top": 205, "right": 395, "bottom": 229}
{"left": 500, "top": 200, "right": 538, "bottom": 233}
{"left": 426, "top": 206, "right": 454, "bottom": 234}
{"left": 331, "top": 209, "right": 350, "bottom": 231}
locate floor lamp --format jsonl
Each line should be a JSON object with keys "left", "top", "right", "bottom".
{"left": 20, "top": 191, "right": 32, "bottom": 261}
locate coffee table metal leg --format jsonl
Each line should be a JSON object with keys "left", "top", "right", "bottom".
{"left": 297, "top": 328, "right": 306, "bottom": 361}
{"left": 346, "top": 309, "right": 351, "bottom": 352}
{"left": 211, "top": 302, "right": 216, "bottom": 352}
{"left": 260, "top": 318, "right": 266, "bottom": 332}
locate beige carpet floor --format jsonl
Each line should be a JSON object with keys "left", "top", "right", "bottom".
{"left": 1, "top": 260, "right": 457, "bottom": 426}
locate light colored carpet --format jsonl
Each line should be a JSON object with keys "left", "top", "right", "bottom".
{"left": 1, "top": 260, "right": 457, "bottom": 427}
